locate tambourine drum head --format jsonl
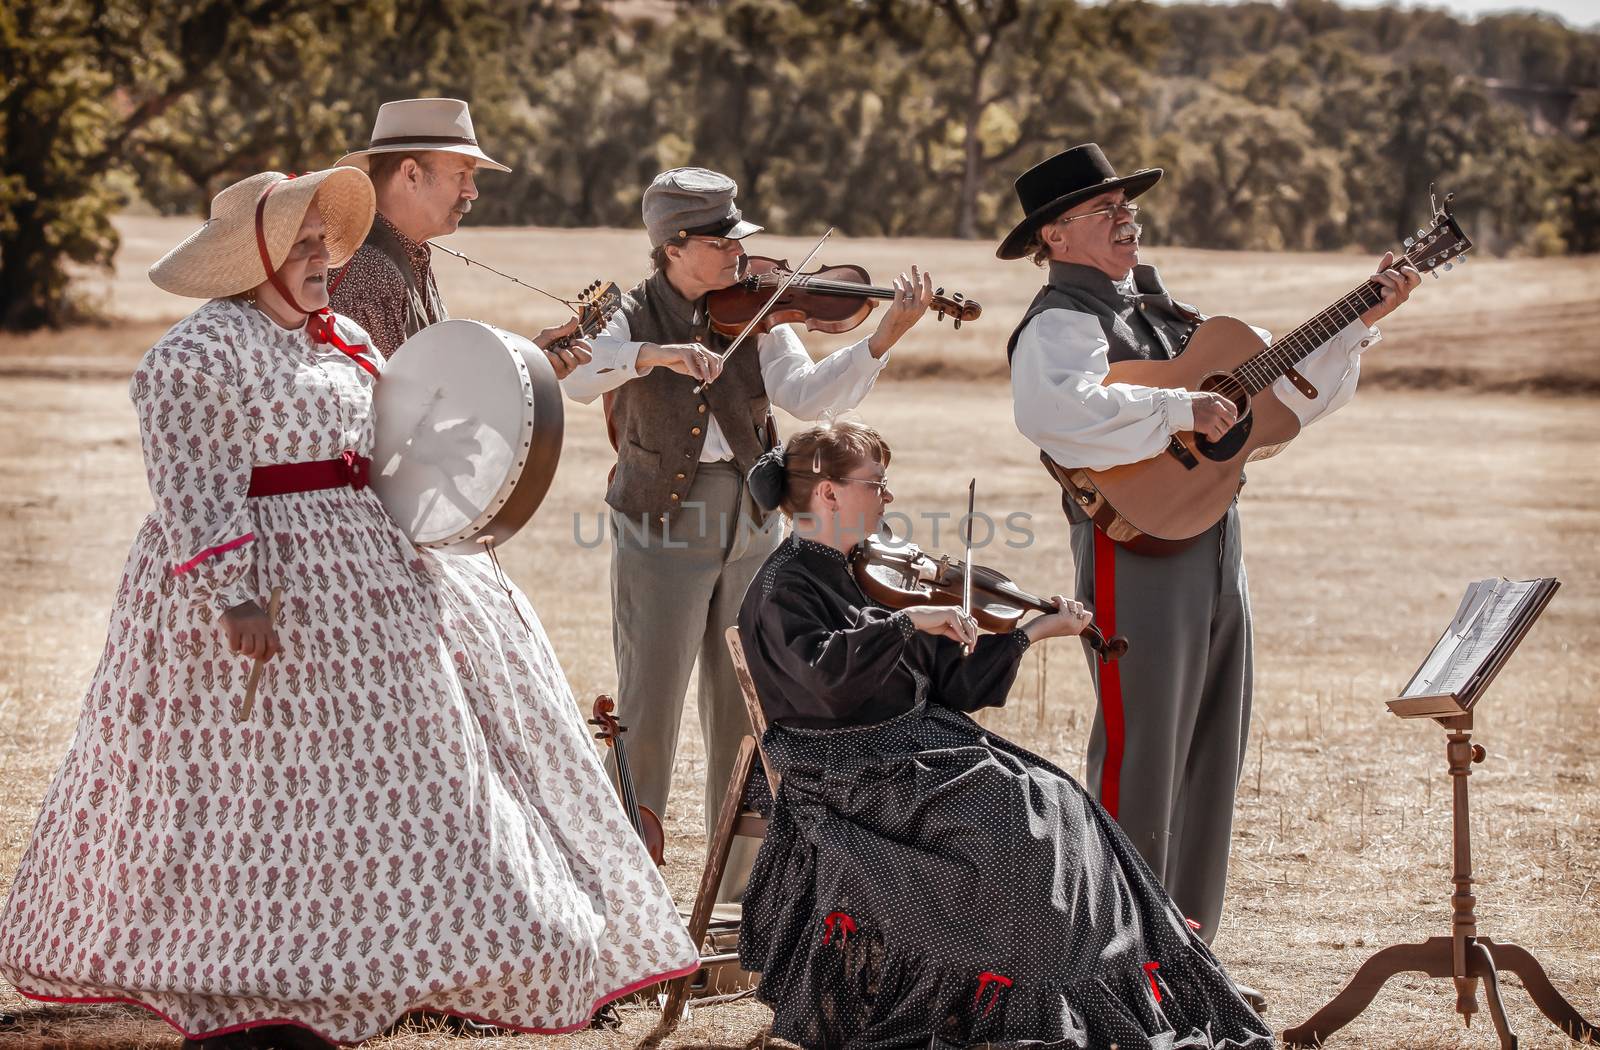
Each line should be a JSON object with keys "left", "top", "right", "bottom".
{"left": 371, "top": 319, "right": 563, "bottom": 553}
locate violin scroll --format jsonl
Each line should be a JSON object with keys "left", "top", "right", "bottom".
{"left": 932, "top": 286, "right": 982, "bottom": 329}
{"left": 588, "top": 694, "right": 667, "bottom": 867}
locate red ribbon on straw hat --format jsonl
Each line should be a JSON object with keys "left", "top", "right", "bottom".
{"left": 254, "top": 175, "right": 380, "bottom": 379}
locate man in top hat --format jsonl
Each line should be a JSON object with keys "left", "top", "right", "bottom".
{"left": 329, "top": 97, "right": 589, "bottom": 372}
{"left": 564, "top": 167, "right": 934, "bottom": 894}
{"left": 1000, "top": 143, "right": 1420, "bottom": 948}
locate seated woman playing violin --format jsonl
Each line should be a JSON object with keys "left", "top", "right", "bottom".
{"left": 734, "top": 420, "right": 1272, "bottom": 1050}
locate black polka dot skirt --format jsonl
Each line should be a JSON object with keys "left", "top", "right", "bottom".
{"left": 738, "top": 704, "right": 1273, "bottom": 1049}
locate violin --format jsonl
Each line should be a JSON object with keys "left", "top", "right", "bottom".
{"left": 849, "top": 534, "right": 1129, "bottom": 663}
{"left": 707, "top": 255, "right": 982, "bottom": 338}
{"left": 589, "top": 694, "right": 667, "bottom": 867}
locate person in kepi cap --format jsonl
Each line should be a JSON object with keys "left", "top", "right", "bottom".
{"left": 1001, "top": 143, "right": 1419, "bottom": 990}
{"left": 565, "top": 167, "right": 936, "bottom": 902}
{"left": 329, "top": 97, "right": 590, "bottom": 374}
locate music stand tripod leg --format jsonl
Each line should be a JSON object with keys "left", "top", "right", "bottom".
{"left": 1281, "top": 938, "right": 1454, "bottom": 1047}
{"left": 1479, "top": 938, "right": 1600, "bottom": 1044}
{"left": 1465, "top": 941, "right": 1518, "bottom": 1050}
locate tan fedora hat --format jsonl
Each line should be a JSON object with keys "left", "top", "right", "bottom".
{"left": 335, "top": 98, "right": 511, "bottom": 173}
{"left": 148, "top": 168, "right": 375, "bottom": 300}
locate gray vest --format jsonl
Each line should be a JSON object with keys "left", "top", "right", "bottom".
{"left": 1005, "top": 261, "right": 1202, "bottom": 366}
{"left": 604, "top": 270, "right": 774, "bottom": 520}
{"left": 1005, "top": 262, "right": 1206, "bottom": 541}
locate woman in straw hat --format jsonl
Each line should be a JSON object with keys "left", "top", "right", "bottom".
{"left": 0, "top": 169, "right": 697, "bottom": 1049}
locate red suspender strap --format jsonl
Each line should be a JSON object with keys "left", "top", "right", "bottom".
{"left": 1093, "top": 526, "right": 1125, "bottom": 819}
{"left": 253, "top": 177, "right": 380, "bottom": 380}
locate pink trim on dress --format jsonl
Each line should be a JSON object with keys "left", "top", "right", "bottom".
{"left": 171, "top": 533, "right": 255, "bottom": 576}
{"left": 12, "top": 959, "right": 703, "bottom": 1043}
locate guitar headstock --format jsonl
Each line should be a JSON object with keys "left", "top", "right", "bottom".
{"left": 1401, "top": 194, "right": 1473, "bottom": 279}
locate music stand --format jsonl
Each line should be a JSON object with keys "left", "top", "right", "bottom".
{"left": 1283, "top": 577, "right": 1597, "bottom": 1049}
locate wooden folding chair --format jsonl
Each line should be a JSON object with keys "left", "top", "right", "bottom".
{"left": 659, "top": 626, "right": 777, "bottom": 1024}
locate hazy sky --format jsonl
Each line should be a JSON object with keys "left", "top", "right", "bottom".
{"left": 1335, "top": 0, "right": 1598, "bottom": 27}
{"left": 1155, "top": 0, "right": 1598, "bottom": 29}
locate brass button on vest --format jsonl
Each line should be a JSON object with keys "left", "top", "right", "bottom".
{"left": 675, "top": 472, "right": 687, "bottom": 480}
{"left": 691, "top": 426, "right": 702, "bottom": 436}
{"left": 697, "top": 404, "right": 707, "bottom": 414}
{"left": 670, "top": 493, "right": 681, "bottom": 501}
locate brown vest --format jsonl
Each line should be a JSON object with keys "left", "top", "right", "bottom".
{"left": 604, "top": 270, "right": 775, "bottom": 521}
{"left": 367, "top": 219, "right": 447, "bottom": 350}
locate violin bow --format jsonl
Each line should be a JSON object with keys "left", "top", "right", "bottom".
{"left": 695, "top": 226, "right": 834, "bottom": 393}
{"left": 961, "top": 478, "right": 975, "bottom": 656}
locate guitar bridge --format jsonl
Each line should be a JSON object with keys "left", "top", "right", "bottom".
{"left": 1165, "top": 436, "right": 1199, "bottom": 470}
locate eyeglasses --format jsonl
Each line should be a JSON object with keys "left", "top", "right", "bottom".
{"left": 830, "top": 474, "right": 891, "bottom": 498}
{"left": 686, "top": 235, "right": 743, "bottom": 252}
{"left": 1053, "top": 201, "right": 1140, "bottom": 225}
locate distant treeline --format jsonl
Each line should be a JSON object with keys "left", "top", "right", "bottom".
{"left": 3, "top": 0, "right": 1597, "bottom": 329}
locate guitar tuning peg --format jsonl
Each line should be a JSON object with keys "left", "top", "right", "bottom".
{"left": 935, "top": 287, "right": 945, "bottom": 296}
{"left": 1443, "top": 262, "right": 1453, "bottom": 271}
{"left": 954, "top": 319, "right": 962, "bottom": 330}
{"left": 1404, "top": 237, "right": 1414, "bottom": 247}
{"left": 1429, "top": 270, "right": 1440, "bottom": 280}
{"left": 1416, "top": 228, "right": 1426, "bottom": 239}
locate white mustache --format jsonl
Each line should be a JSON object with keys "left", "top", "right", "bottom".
{"left": 454, "top": 199, "right": 473, "bottom": 215}
{"left": 1114, "top": 221, "right": 1142, "bottom": 242}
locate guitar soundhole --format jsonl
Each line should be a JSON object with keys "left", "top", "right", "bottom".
{"left": 1194, "top": 372, "right": 1252, "bottom": 461}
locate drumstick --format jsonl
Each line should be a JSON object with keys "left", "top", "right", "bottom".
{"left": 238, "top": 586, "right": 282, "bottom": 721}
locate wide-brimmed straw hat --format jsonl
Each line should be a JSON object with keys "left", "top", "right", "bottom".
{"left": 335, "top": 98, "right": 511, "bottom": 173}
{"left": 996, "top": 143, "right": 1162, "bottom": 260}
{"left": 148, "top": 168, "right": 375, "bottom": 299}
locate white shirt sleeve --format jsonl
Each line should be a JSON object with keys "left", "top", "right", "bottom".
{"left": 1010, "top": 308, "right": 1200, "bottom": 471}
{"left": 560, "top": 310, "right": 646, "bottom": 405}
{"left": 759, "top": 324, "right": 888, "bottom": 419}
{"left": 1265, "top": 320, "right": 1380, "bottom": 427}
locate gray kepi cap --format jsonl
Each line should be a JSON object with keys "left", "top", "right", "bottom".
{"left": 643, "top": 167, "right": 763, "bottom": 248}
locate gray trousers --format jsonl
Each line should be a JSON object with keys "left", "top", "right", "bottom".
{"left": 609, "top": 461, "right": 781, "bottom": 898}
{"left": 1069, "top": 504, "right": 1252, "bottom": 942}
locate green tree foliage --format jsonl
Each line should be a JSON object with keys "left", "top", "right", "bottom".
{"left": 0, "top": 3, "right": 121, "bottom": 329}
{"left": 1, "top": 0, "right": 1596, "bottom": 331}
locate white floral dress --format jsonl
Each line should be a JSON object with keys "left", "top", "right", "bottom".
{"left": 0, "top": 297, "right": 697, "bottom": 1043}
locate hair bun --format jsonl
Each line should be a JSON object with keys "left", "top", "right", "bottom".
{"left": 748, "top": 444, "right": 788, "bottom": 512}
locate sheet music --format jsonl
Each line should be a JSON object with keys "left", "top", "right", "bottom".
{"left": 1401, "top": 578, "right": 1545, "bottom": 698}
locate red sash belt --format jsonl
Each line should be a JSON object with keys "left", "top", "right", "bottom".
{"left": 248, "top": 450, "right": 371, "bottom": 497}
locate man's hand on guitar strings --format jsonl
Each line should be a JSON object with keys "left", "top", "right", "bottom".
{"left": 1190, "top": 392, "right": 1239, "bottom": 442}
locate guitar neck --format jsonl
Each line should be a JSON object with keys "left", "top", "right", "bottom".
{"left": 1237, "top": 277, "right": 1385, "bottom": 394}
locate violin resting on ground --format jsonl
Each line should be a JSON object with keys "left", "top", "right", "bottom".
{"left": 707, "top": 255, "right": 983, "bottom": 337}
{"left": 589, "top": 694, "right": 666, "bottom": 866}
{"left": 850, "top": 534, "right": 1128, "bottom": 663}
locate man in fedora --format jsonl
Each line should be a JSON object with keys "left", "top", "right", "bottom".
{"left": 1000, "top": 143, "right": 1420, "bottom": 953}
{"left": 329, "top": 97, "right": 589, "bottom": 373}
{"left": 564, "top": 167, "right": 934, "bottom": 897}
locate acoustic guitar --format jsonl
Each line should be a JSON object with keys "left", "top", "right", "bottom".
{"left": 1049, "top": 197, "right": 1473, "bottom": 556}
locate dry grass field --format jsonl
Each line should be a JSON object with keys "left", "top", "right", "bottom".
{"left": 0, "top": 220, "right": 1596, "bottom": 1048}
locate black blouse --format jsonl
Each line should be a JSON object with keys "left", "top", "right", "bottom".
{"left": 737, "top": 536, "right": 1031, "bottom": 729}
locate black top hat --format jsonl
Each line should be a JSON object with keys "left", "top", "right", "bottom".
{"left": 996, "top": 143, "right": 1162, "bottom": 260}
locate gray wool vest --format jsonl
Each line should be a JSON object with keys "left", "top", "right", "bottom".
{"left": 1006, "top": 262, "right": 1207, "bottom": 542}
{"left": 604, "top": 270, "right": 775, "bottom": 521}
{"left": 1005, "top": 261, "right": 1203, "bottom": 366}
